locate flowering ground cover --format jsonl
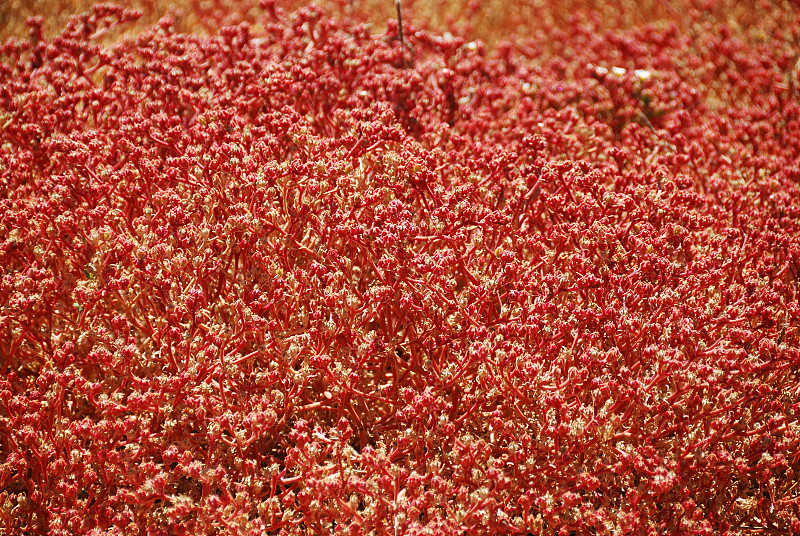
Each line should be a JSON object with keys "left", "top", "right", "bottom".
{"left": 1, "top": 1, "right": 799, "bottom": 534}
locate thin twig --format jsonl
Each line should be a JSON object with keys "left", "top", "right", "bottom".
{"left": 395, "top": 0, "right": 404, "bottom": 47}
{"left": 395, "top": 0, "right": 407, "bottom": 68}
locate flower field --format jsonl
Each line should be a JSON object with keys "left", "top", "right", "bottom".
{"left": 1, "top": 1, "right": 799, "bottom": 534}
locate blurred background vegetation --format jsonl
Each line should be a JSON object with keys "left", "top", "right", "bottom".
{"left": 1, "top": 0, "right": 797, "bottom": 48}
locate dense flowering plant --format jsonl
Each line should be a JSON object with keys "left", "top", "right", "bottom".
{"left": 1, "top": 1, "right": 799, "bottom": 534}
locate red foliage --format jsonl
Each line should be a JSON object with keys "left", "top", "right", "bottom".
{"left": 1, "top": 2, "right": 799, "bottom": 535}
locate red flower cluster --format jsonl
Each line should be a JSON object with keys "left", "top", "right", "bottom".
{"left": 1, "top": 2, "right": 799, "bottom": 535}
